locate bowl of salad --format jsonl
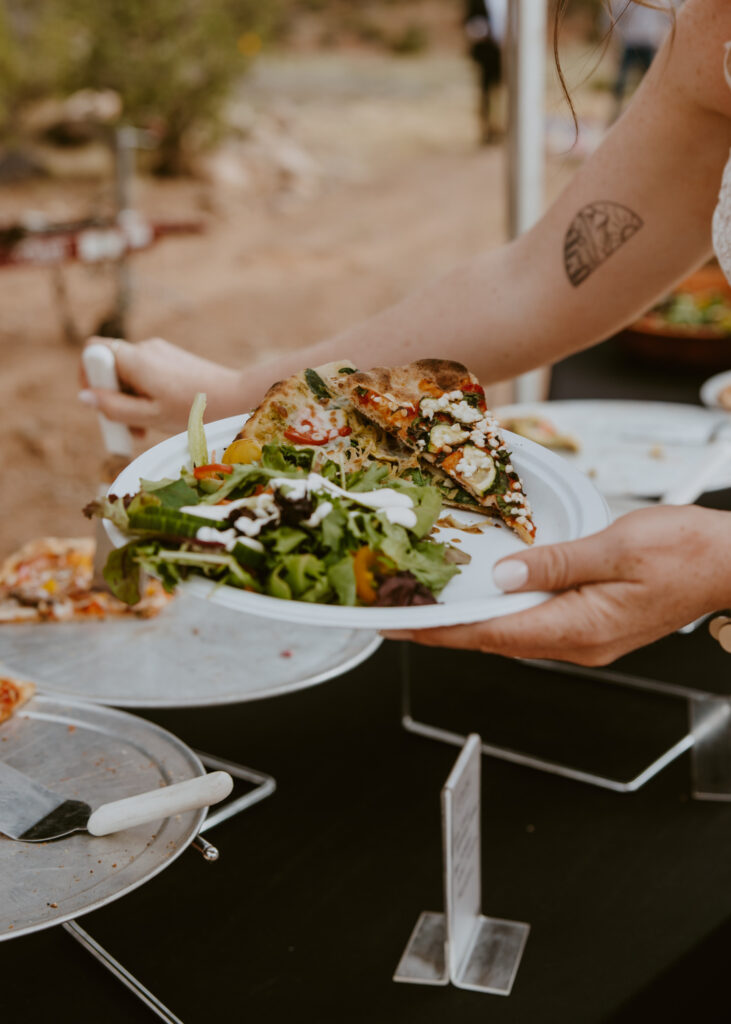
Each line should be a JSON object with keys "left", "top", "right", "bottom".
{"left": 620, "top": 264, "right": 731, "bottom": 370}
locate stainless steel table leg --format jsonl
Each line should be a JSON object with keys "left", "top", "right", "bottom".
{"left": 63, "top": 920, "right": 184, "bottom": 1024}
{"left": 690, "top": 696, "right": 731, "bottom": 801}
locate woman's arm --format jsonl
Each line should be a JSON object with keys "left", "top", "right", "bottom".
{"left": 309, "top": 0, "right": 731, "bottom": 382}
{"left": 83, "top": 0, "right": 731, "bottom": 430}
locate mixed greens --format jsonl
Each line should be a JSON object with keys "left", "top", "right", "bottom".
{"left": 84, "top": 396, "right": 463, "bottom": 608}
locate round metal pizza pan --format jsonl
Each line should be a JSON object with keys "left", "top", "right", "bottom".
{"left": 0, "top": 593, "right": 381, "bottom": 707}
{"left": 0, "top": 694, "right": 205, "bottom": 941}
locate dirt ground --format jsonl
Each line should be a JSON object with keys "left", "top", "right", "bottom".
{"left": 0, "top": 49, "right": 614, "bottom": 559}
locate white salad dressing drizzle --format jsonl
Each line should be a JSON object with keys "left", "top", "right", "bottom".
{"left": 302, "top": 500, "right": 333, "bottom": 528}
{"left": 269, "top": 474, "right": 417, "bottom": 528}
{"left": 182, "top": 473, "right": 418, "bottom": 535}
{"left": 194, "top": 526, "right": 265, "bottom": 551}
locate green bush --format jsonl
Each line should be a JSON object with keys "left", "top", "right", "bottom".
{"left": 0, "top": 0, "right": 282, "bottom": 173}
{"left": 389, "top": 22, "right": 430, "bottom": 56}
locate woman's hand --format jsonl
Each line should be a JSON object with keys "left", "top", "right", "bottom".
{"left": 384, "top": 506, "right": 731, "bottom": 666}
{"left": 78, "top": 337, "right": 244, "bottom": 436}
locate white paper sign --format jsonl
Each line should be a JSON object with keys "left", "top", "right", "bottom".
{"left": 442, "top": 733, "right": 482, "bottom": 978}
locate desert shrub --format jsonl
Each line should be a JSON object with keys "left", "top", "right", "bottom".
{"left": 0, "top": 0, "right": 282, "bottom": 173}
{"left": 389, "top": 22, "right": 430, "bottom": 55}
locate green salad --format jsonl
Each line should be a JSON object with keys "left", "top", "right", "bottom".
{"left": 84, "top": 397, "right": 464, "bottom": 609}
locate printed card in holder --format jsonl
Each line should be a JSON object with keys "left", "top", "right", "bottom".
{"left": 393, "top": 734, "right": 530, "bottom": 994}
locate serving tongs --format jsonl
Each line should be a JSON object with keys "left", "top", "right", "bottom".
{"left": 81, "top": 343, "right": 134, "bottom": 589}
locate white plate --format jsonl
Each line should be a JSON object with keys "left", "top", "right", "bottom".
{"left": 700, "top": 369, "right": 731, "bottom": 411}
{"left": 497, "top": 399, "right": 731, "bottom": 501}
{"left": 105, "top": 416, "right": 610, "bottom": 630}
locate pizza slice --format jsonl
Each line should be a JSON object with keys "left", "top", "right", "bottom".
{"left": 226, "top": 359, "right": 418, "bottom": 477}
{"left": 0, "top": 675, "right": 35, "bottom": 724}
{"left": 335, "top": 359, "right": 536, "bottom": 544}
{"left": 498, "top": 414, "right": 580, "bottom": 453}
{"left": 0, "top": 538, "right": 171, "bottom": 623}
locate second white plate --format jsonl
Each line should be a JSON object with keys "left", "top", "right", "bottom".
{"left": 497, "top": 399, "right": 731, "bottom": 498}
{"left": 105, "top": 417, "right": 610, "bottom": 631}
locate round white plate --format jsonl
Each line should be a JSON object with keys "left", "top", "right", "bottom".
{"left": 700, "top": 369, "right": 731, "bottom": 411}
{"left": 105, "top": 416, "right": 610, "bottom": 631}
{"left": 497, "top": 399, "right": 731, "bottom": 500}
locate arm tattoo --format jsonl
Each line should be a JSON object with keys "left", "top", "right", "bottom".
{"left": 563, "top": 201, "right": 643, "bottom": 287}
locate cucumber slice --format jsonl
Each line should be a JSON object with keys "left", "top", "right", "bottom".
{"left": 428, "top": 421, "right": 469, "bottom": 452}
{"left": 455, "top": 445, "right": 496, "bottom": 494}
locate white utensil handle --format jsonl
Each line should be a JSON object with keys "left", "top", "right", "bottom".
{"left": 87, "top": 771, "right": 233, "bottom": 837}
{"left": 82, "top": 343, "right": 134, "bottom": 457}
{"left": 660, "top": 441, "right": 731, "bottom": 505}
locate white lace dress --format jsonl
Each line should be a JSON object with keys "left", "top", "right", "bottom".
{"left": 711, "top": 42, "right": 731, "bottom": 281}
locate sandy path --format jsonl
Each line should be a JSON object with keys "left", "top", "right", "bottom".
{"left": 0, "top": 52, "right": 587, "bottom": 557}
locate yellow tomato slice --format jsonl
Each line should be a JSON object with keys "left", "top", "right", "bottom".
{"left": 222, "top": 438, "right": 263, "bottom": 464}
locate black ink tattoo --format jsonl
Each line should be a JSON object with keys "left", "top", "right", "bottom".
{"left": 563, "top": 201, "right": 643, "bottom": 287}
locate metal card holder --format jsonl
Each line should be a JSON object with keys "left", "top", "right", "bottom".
{"left": 394, "top": 735, "right": 530, "bottom": 995}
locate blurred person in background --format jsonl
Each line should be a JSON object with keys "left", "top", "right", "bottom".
{"left": 463, "top": 0, "right": 508, "bottom": 144}
{"left": 608, "top": 0, "right": 678, "bottom": 122}
{"left": 80, "top": 0, "right": 731, "bottom": 667}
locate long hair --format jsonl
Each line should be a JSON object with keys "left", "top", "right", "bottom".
{"left": 553, "top": 0, "right": 677, "bottom": 132}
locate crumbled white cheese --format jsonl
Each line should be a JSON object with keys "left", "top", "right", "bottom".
{"left": 447, "top": 400, "right": 483, "bottom": 424}
{"left": 420, "top": 391, "right": 463, "bottom": 418}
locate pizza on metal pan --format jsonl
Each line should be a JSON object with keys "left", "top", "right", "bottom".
{"left": 0, "top": 537, "right": 171, "bottom": 623}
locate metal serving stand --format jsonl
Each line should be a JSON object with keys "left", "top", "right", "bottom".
{"left": 399, "top": 639, "right": 731, "bottom": 800}
{"left": 0, "top": 600, "right": 380, "bottom": 1022}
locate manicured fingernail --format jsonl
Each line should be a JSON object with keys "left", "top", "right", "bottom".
{"left": 493, "top": 559, "right": 528, "bottom": 592}
{"left": 78, "top": 389, "right": 98, "bottom": 407}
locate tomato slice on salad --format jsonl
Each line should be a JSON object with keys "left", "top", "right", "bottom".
{"left": 193, "top": 463, "right": 234, "bottom": 480}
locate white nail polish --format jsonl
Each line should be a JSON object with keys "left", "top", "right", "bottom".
{"left": 78, "top": 389, "right": 98, "bottom": 407}
{"left": 493, "top": 559, "right": 528, "bottom": 592}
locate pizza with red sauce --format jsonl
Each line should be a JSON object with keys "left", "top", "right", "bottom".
{"left": 0, "top": 675, "right": 35, "bottom": 724}
{"left": 335, "top": 359, "right": 535, "bottom": 544}
{"left": 0, "top": 538, "right": 171, "bottom": 624}
{"left": 233, "top": 360, "right": 388, "bottom": 469}
{"left": 232, "top": 358, "right": 535, "bottom": 543}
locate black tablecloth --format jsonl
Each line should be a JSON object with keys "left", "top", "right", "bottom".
{"left": 4, "top": 338, "right": 731, "bottom": 1023}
